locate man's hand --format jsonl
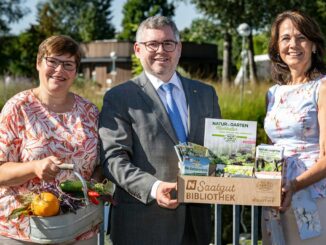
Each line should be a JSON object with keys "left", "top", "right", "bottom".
{"left": 156, "top": 182, "right": 179, "bottom": 209}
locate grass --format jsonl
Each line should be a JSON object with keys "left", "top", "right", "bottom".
{"left": 71, "top": 79, "right": 271, "bottom": 145}
{"left": 69, "top": 77, "right": 105, "bottom": 108}
{"left": 0, "top": 79, "right": 270, "bottom": 145}
{"left": 0, "top": 81, "right": 34, "bottom": 109}
{"left": 211, "top": 81, "right": 271, "bottom": 145}
{"left": 0, "top": 78, "right": 103, "bottom": 111}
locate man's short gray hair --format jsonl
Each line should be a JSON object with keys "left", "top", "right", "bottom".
{"left": 136, "top": 16, "right": 180, "bottom": 42}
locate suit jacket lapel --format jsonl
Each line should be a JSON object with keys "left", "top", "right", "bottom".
{"left": 179, "top": 74, "right": 199, "bottom": 143}
{"left": 135, "top": 72, "right": 179, "bottom": 144}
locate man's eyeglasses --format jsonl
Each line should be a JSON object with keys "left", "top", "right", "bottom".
{"left": 44, "top": 57, "right": 77, "bottom": 71}
{"left": 138, "top": 40, "right": 178, "bottom": 52}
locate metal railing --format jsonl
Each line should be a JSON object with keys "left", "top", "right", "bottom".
{"left": 98, "top": 206, "right": 109, "bottom": 245}
{"left": 99, "top": 205, "right": 260, "bottom": 245}
{"left": 214, "top": 205, "right": 259, "bottom": 245}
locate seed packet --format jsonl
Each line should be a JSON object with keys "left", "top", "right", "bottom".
{"left": 255, "top": 144, "right": 284, "bottom": 179}
{"left": 204, "top": 118, "right": 257, "bottom": 177}
{"left": 175, "top": 142, "right": 216, "bottom": 176}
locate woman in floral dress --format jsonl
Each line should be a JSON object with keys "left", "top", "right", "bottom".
{"left": 0, "top": 35, "right": 100, "bottom": 244}
{"left": 263, "top": 10, "right": 326, "bottom": 244}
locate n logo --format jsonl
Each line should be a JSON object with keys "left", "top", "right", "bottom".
{"left": 186, "top": 180, "right": 197, "bottom": 190}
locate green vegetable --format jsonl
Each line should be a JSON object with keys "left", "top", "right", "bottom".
{"left": 59, "top": 180, "right": 91, "bottom": 192}
{"left": 59, "top": 179, "right": 114, "bottom": 196}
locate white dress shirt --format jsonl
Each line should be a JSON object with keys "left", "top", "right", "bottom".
{"left": 145, "top": 71, "right": 188, "bottom": 199}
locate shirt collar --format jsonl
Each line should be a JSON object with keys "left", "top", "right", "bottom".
{"left": 145, "top": 71, "right": 182, "bottom": 92}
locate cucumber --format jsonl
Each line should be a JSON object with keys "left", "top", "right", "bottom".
{"left": 59, "top": 180, "right": 90, "bottom": 192}
{"left": 59, "top": 179, "right": 114, "bottom": 196}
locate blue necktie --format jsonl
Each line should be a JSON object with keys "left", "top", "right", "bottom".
{"left": 161, "top": 83, "right": 187, "bottom": 143}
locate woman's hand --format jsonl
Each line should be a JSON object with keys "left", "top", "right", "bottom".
{"left": 33, "top": 156, "right": 62, "bottom": 181}
{"left": 319, "top": 141, "right": 326, "bottom": 159}
{"left": 318, "top": 80, "right": 326, "bottom": 159}
{"left": 279, "top": 179, "right": 297, "bottom": 212}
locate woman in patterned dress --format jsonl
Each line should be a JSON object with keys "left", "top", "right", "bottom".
{"left": 263, "top": 10, "right": 326, "bottom": 244}
{"left": 0, "top": 35, "right": 101, "bottom": 244}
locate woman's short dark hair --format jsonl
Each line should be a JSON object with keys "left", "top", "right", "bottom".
{"left": 37, "top": 35, "right": 82, "bottom": 69}
{"left": 268, "top": 10, "right": 326, "bottom": 84}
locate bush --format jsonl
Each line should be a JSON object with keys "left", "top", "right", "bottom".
{"left": 0, "top": 80, "right": 33, "bottom": 111}
{"left": 0, "top": 78, "right": 272, "bottom": 145}
{"left": 131, "top": 54, "right": 143, "bottom": 76}
{"left": 0, "top": 78, "right": 102, "bottom": 112}
{"left": 213, "top": 82, "right": 271, "bottom": 145}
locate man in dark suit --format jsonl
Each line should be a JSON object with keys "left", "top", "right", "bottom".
{"left": 99, "top": 16, "right": 221, "bottom": 245}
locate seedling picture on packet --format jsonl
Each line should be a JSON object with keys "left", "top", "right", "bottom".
{"left": 204, "top": 118, "right": 257, "bottom": 177}
{"left": 255, "top": 144, "right": 284, "bottom": 179}
{"left": 175, "top": 142, "right": 216, "bottom": 176}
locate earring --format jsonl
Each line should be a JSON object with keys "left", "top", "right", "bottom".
{"left": 312, "top": 46, "right": 316, "bottom": 54}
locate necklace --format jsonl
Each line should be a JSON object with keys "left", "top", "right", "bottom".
{"left": 287, "top": 77, "right": 308, "bottom": 85}
{"left": 32, "top": 88, "right": 74, "bottom": 114}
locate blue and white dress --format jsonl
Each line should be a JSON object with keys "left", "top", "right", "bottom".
{"left": 264, "top": 75, "right": 326, "bottom": 244}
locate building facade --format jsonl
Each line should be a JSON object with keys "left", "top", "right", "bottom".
{"left": 80, "top": 40, "right": 218, "bottom": 88}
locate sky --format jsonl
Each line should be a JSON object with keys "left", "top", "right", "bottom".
{"left": 9, "top": 0, "right": 203, "bottom": 35}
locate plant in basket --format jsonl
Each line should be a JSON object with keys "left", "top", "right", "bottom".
{"left": 59, "top": 178, "right": 116, "bottom": 206}
{"left": 9, "top": 179, "right": 115, "bottom": 219}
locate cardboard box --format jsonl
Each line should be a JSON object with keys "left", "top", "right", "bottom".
{"left": 177, "top": 175, "right": 281, "bottom": 207}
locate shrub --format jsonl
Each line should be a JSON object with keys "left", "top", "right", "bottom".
{"left": 0, "top": 80, "right": 33, "bottom": 111}
{"left": 213, "top": 82, "right": 271, "bottom": 145}
{"left": 0, "top": 78, "right": 272, "bottom": 146}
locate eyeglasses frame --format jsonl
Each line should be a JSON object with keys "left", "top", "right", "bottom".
{"left": 43, "top": 57, "right": 77, "bottom": 71}
{"left": 138, "top": 40, "right": 179, "bottom": 52}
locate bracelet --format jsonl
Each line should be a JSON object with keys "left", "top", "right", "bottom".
{"left": 290, "top": 179, "right": 298, "bottom": 193}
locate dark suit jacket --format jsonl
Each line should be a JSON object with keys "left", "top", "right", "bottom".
{"left": 99, "top": 72, "right": 221, "bottom": 245}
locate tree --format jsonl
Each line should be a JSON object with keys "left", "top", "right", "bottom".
{"left": 0, "top": 35, "right": 16, "bottom": 74}
{"left": 0, "top": 0, "right": 117, "bottom": 79}
{"left": 0, "top": 25, "right": 45, "bottom": 79}
{"left": 35, "top": 2, "right": 61, "bottom": 38}
{"left": 0, "top": 0, "right": 27, "bottom": 73}
{"left": 181, "top": 18, "right": 228, "bottom": 79}
{"left": 181, "top": 18, "right": 221, "bottom": 44}
{"left": 188, "top": 0, "right": 326, "bottom": 84}
{"left": 38, "top": 0, "right": 115, "bottom": 42}
{"left": 0, "top": 0, "right": 28, "bottom": 34}
{"left": 0, "top": 2, "right": 59, "bottom": 79}
{"left": 189, "top": 0, "right": 263, "bottom": 85}
{"left": 118, "top": 0, "right": 175, "bottom": 41}
{"left": 77, "top": 1, "right": 115, "bottom": 42}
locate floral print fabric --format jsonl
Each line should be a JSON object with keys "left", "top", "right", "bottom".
{"left": 265, "top": 76, "right": 326, "bottom": 240}
{"left": 265, "top": 77, "right": 326, "bottom": 197}
{"left": 0, "top": 90, "right": 99, "bottom": 241}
